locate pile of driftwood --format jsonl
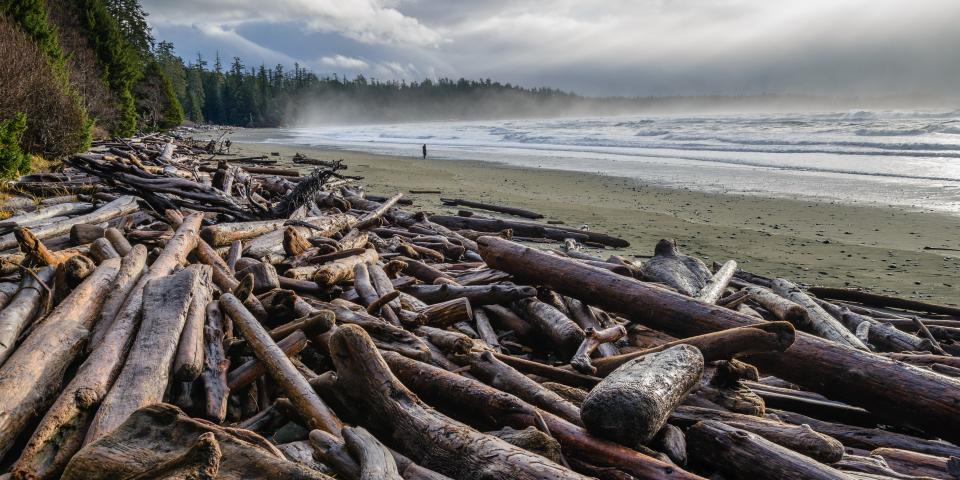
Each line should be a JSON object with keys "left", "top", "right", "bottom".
{"left": 0, "top": 133, "right": 958, "bottom": 480}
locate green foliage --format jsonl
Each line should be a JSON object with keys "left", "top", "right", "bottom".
{"left": 1, "top": 0, "right": 65, "bottom": 69}
{"left": 78, "top": 0, "right": 142, "bottom": 135}
{"left": 103, "top": 0, "right": 153, "bottom": 58}
{"left": 0, "top": 113, "right": 32, "bottom": 178}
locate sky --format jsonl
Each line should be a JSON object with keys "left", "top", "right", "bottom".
{"left": 142, "top": 0, "right": 960, "bottom": 98}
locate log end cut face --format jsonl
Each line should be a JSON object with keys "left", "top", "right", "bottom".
{"left": 581, "top": 344, "right": 704, "bottom": 447}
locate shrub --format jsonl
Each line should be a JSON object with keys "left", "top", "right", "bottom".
{"left": 0, "top": 113, "right": 31, "bottom": 178}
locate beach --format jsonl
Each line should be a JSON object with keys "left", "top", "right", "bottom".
{"left": 229, "top": 134, "right": 960, "bottom": 305}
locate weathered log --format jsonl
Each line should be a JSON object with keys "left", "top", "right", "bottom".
{"left": 477, "top": 237, "right": 960, "bottom": 440}
{"left": 201, "top": 300, "right": 230, "bottom": 423}
{"left": 328, "top": 324, "right": 589, "bottom": 479}
{"left": 88, "top": 265, "right": 208, "bottom": 440}
{"left": 488, "top": 426, "right": 564, "bottom": 464}
{"left": 15, "top": 227, "right": 79, "bottom": 266}
{"left": 520, "top": 297, "right": 585, "bottom": 357}
{"left": 562, "top": 296, "right": 618, "bottom": 357}
{"left": 871, "top": 448, "right": 953, "bottom": 479}
{"left": 743, "top": 285, "right": 806, "bottom": 322}
{"left": 343, "top": 426, "right": 404, "bottom": 480}
{"left": 686, "top": 420, "right": 849, "bottom": 480}
{"left": 808, "top": 286, "right": 960, "bottom": 317}
{"left": 591, "top": 322, "right": 795, "bottom": 377}
{"left": 381, "top": 350, "right": 700, "bottom": 479}
{"left": 305, "top": 248, "right": 378, "bottom": 285}
{"left": 696, "top": 260, "right": 737, "bottom": 304}
{"left": 201, "top": 218, "right": 291, "bottom": 247}
{"left": 640, "top": 240, "right": 712, "bottom": 297}
{"left": 440, "top": 197, "right": 543, "bottom": 219}
{"left": 473, "top": 309, "right": 503, "bottom": 353}
{"left": 570, "top": 325, "right": 627, "bottom": 375}
{"left": 670, "top": 406, "right": 844, "bottom": 463}
{"left": 772, "top": 278, "right": 868, "bottom": 350}
{"left": 416, "top": 298, "right": 473, "bottom": 327}
{"left": 404, "top": 283, "right": 536, "bottom": 305}
{"left": 0, "top": 259, "right": 120, "bottom": 468}
{"left": 429, "top": 215, "right": 629, "bottom": 248}
{"left": 397, "top": 257, "right": 456, "bottom": 284}
{"left": 483, "top": 305, "right": 536, "bottom": 341}
{"left": 80, "top": 213, "right": 202, "bottom": 444}
{"left": 227, "top": 330, "right": 309, "bottom": 390}
{"left": 245, "top": 214, "right": 354, "bottom": 262}
{"left": 0, "top": 282, "right": 17, "bottom": 310}
{"left": 0, "top": 267, "right": 55, "bottom": 366}
{"left": 62, "top": 403, "right": 333, "bottom": 480}
{"left": 239, "top": 261, "right": 281, "bottom": 294}
{"left": 309, "top": 428, "right": 451, "bottom": 480}
{"left": 284, "top": 227, "right": 311, "bottom": 257}
{"left": 174, "top": 270, "right": 214, "bottom": 382}
{"left": 816, "top": 299, "right": 929, "bottom": 352}
{"left": 0, "top": 202, "right": 93, "bottom": 232}
{"left": 88, "top": 237, "right": 120, "bottom": 262}
{"left": 832, "top": 454, "right": 928, "bottom": 480}
{"left": 87, "top": 245, "right": 147, "bottom": 352}
{"left": 581, "top": 345, "right": 703, "bottom": 447}
{"left": 69, "top": 223, "right": 104, "bottom": 245}
{"left": 464, "top": 350, "right": 583, "bottom": 426}
{"left": 220, "top": 293, "right": 342, "bottom": 435}
{"left": 0, "top": 196, "right": 139, "bottom": 251}
{"left": 103, "top": 227, "right": 132, "bottom": 256}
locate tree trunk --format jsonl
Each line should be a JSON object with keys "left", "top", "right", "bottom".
{"left": 581, "top": 345, "right": 703, "bottom": 447}
{"left": 173, "top": 272, "right": 213, "bottom": 382}
{"left": 696, "top": 260, "right": 737, "bottom": 304}
{"left": 477, "top": 236, "right": 960, "bottom": 441}
{"left": 244, "top": 215, "right": 354, "bottom": 262}
{"left": 519, "top": 298, "right": 584, "bottom": 358}
{"left": 404, "top": 283, "right": 536, "bottom": 306}
{"left": 771, "top": 278, "right": 868, "bottom": 350}
{"left": 0, "top": 267, "right": 55, "bottom": 366}
{"left": 0, "top": 196, "right": 139, "bottom": 251}
{"left": 201, "top": 301, "right": 230, "bottom": 423}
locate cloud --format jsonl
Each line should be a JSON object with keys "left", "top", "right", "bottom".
{"left": 143, "top": 0, "right": 960, "bottom": 97}
{"left": 319, "top": 55, "right": 370, "bottom": 70}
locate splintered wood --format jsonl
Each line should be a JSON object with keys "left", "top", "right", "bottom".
{"left": 0, "top": 132, "right": 957, "bottom": 480}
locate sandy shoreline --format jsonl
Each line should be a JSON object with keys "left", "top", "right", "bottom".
{"left": 229, "top": 134, "right": 960, "bottom": 305}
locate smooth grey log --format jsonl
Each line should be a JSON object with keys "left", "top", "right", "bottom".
{"left": 87, "top": 265, "right": 208, "bottom": 440}
{"left": 686, "top": 420, "right": 849, "bottom": 480}
{"left": 244, "top": 214, "right": 354, "bottom": 262}
{"left": 696, "top": 260, "right": 737, "bottom": 304}
{"left": 202, "top": 301, "right": 230, "bottom": 423}
{"left": 0, "top": 202, "right": 93, "bottom": 232}
{"left": 88, "top": 238, "right": 120, "bottom": 263}
{"left": 744, "top": 285, "right": 806, "bottom": 323}
{"left": 103, "top": 227, "right": 132, "bottom": 256}
{"left": 519, "top": 297, "right": 584, "bottom": 358}
{"left": 202, "top": 218, "right": 291, "bottom": 247}
{"left": 0, "top": 267, "right": 55, "bottom": 366}
{"left": 771, "top": 278, "right": 868, "bottom": 350}
{"left": 86, "top": 244, "right": 147, "bottom": 353}
{"left": 816, "top": 299, "right": 929, "bottom": 352}
{"left": 0, "top": 196, "right": 139, "bottom": 251}
{"left": 654, "top": 424, "right": 687, "bottom": 467}
{"left": 0, "top": 282, "right": 17, "bottom": 310}
{"left": 174, "top": 271, "right": 214, "bottom": 381}
{"left": 580, "top": 345, "right": 704, "bottom": 447}
{"left": 640, "top": 240, "right": 712, "bottom": 297}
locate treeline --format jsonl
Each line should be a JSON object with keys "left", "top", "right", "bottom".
{"left": 156, "top": 52, "right": 594, "bottom": 127}
{"left": 0, "top": 0, "right": 182, "bottom": 177}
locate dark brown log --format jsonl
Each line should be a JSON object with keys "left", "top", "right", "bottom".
{"left": 696, "top": 259, "right": 737, "bottom": 304}
{"left": 670, "top": 406, "right": 844, "bottom": 463}
{"left": 326, "top": 324, "right": 590, "bottom": 480}
{"left": 15, "top": 227, "right": 80, "bottom": 266}
{"left": 227, "top": 330, "right": 309, "bottom": 390}
{"left": 494, "top": 353, "right": 602, "bottom": 390}
{"left": 270, "top": 310, "right": 336, "bottom": 340}
{"left": 483, "top": 305, "right": 535, "bottom": 340}
{"left": 417, "top": 298, "right": 473, "bottom": 327}
{"left": 220, "top": 293, "right": 342, "bottom": 435}
{"left": 473, "top": 309, "right": 503, "bottom": 353}
{"left": 871, "top": 448, "right": 953, "bottom": 479}
{"left": 653, "top": 424, "right": 687, "bottom": 467}
{"left": 309, "top": 428, "right": 452, "bottom": 480}
{"left": 772, "top": 278, "right": 868, "bottom": 350}
{"left": 62, "top": 404, "right": 332, "bottom": 479}
{"left": 404, "top": 283, "right": 536, "bottom": 305}
{"left": 103, "top": 227, "right": 132, "bottom": 256}
{"left": 570, "top": 325, "right": 627, "bottom": 375}
{"left": 429, "top": 215, "right": 629, "bottom": 248}
{"left": 201, "top": 301, "right": 230, "bottom": 423}
{"left": 520, "top": 297, "right": 584, "bottom": 357}
{"left": 70, "top": 224, "right": 105, "bottom": 245}
{"left": 686, "top": 420, "right": 849, "bottom": 480}
{"left": 808, "top": 287, "right": 960, "bottom": 317}
{"left": 88, "top": 265, "right": 209, "bottom": 440}
{"left": 195, "top": 238, "right": 240, "bottom": 292}
{"left": 581, "top": 345, "right": 703, "bottom": 447}
{"left": 415, "top": 326, "right": 473, "bottom": 355}
{"left": 439, "top": 197, "right": 543, "bottom": 219}
{"left": 477, "top": 237, "right": 960, "bottom": 440}
{"left": 0, "top": 267, "right": 55, "bottom": 366}
{"left": 284, "top": 227, "right": 311, "bottom": 257}
{"left": 767, "top": 409, "right": 960, "bottom": 458}
{"left": 487, "top": 426, "right": 564, "bottom": 464}
{"left": 591, "top": 322, "right": 795, "bottom": 377}
{"left": 832, "top": 454, "right": 928, "bottom": 480}
{"left": 464, "top": 350, "right": 583, "bottom": 426}
{"left": 174, "top": 274, "right": 214, "bottom": 382}
{"left": 352, "top": 262, "right": 380, "bottom": 306}
{"left": 381, "top": 350, "right": 701, "bottom": 479}
{"left": 398, "top": 257, "right": 456, "bottom": 284}
{"left": 640, "top": 240, "right": 712, "bottom": 297}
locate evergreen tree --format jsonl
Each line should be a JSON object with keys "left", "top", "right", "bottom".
{"left": 103, "top": 0, "right": 153, "bottom": 57}
{"left": 0, "top": 113, "right": 31, "bottom": 179}
{"left": 1, "top": 0, "right": 65, "bottom": 69}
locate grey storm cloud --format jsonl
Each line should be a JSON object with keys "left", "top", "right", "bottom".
{"left": 142, "top": 0, "right": 960, "bottom": 97}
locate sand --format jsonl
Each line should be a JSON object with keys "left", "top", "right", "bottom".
{"left": 228, "top": 135, "right": 960, "bottom": 305}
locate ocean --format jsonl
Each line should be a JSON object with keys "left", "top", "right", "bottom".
{"left": 243, "top": 110, "right": 960, "bottom": 214}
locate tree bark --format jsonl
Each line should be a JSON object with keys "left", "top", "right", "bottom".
{"left": 0, "top": 267, "right": 55, "bottom": 366}
{"left": 201, "top": 300, "right": 230, "bottom": 423}
{"left": 520, "top": 298, "right": 585, "bottom": 358}
{"left": 771, "top": 278, "right": 868, "bottom": 350}
{"left": 404, "top": 283, "right": 536, "bottom": 305}
{"left": 0, "top": 196, "right": 139, "bottom": 251}
{"left": 174, "top": 271, "right": 214, "bottom": 382}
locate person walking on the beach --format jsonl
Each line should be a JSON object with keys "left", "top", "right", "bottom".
{"left": 422, "top": 144, "right": 427, "bottom": 159}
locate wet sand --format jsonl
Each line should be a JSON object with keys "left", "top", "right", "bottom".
{"left": 230, "top": 136, "right": 960, "bottom": 305}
